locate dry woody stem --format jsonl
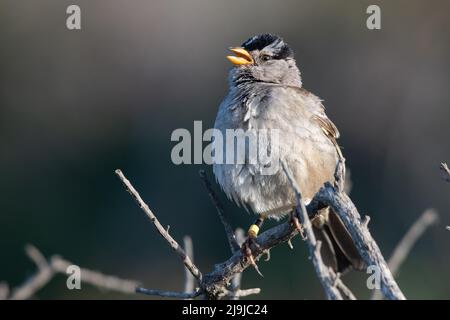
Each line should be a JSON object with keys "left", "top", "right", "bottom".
{"left": 116, "top": 166, "right": 406, "bottom": 300}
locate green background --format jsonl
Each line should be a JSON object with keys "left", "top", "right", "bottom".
{"left": 1, "top": 0, "right": 449, "bottom": 299}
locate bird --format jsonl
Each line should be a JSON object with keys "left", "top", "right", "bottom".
{"left": 213, "top": 34, "right": 365, "bottom": 273}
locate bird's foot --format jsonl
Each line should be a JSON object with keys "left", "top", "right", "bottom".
{"left": 290, "top": 211, "right": 306, "bottom": 240}
{"left": 241, "top": 226, "right": 264, "bottom": 277}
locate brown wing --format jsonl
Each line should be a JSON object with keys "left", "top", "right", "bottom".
{"left": 312, "top": 104, "right": 343, "bottom": 159}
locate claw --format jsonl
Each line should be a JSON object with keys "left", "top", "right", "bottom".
{"left": 290, "top": 213, "right": 306, "bottom": 240}
{"left": 241, "top": 237, "right": 264, "bottom": 277}
{"left": 263, "top": 249, "right": 271, "bottom": 262}
{"left": 249, "top": 254, "right": 264, "bottom": 277}
{"left": 287, "top": 239, "right": 294, "bottom": 249}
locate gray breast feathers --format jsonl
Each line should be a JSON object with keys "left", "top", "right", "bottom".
{"left": 213, "top": 84, "right": 341, "bottom": 217}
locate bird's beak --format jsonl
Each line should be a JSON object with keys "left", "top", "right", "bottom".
{"left": 226, "top": 47, "right": 254, "bottom": 65}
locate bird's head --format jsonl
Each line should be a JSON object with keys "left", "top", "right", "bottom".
{"left": 227, "top": 34, "right": 302, "bottom": 87}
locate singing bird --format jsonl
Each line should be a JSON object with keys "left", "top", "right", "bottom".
{"left": 213, "top": 34, "right": 365, "bottom": 273}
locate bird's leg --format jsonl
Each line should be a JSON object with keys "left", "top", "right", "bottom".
{"left": 290, "top": 208, "right": 306, "bottom": 239}
{"left": 241, "top": 215, "right": 266, "bottom": 277}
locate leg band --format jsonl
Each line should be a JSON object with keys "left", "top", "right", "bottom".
{"left": 248, "top": 224, "right": 260, "bottom": 238}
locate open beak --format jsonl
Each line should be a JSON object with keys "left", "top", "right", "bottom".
{"left": 226, "top": 47, "right": 254, "bottom": 65}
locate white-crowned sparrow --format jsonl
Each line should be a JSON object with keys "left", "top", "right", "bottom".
{"left": 213, "top": 34, "right": 364, "bottom": 273}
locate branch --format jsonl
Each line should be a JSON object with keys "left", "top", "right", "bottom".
{"left": 334, "top": 275, "right": 357, "bottom": 300}
{"left": 230, "top": 228, "right": 246, "bottom": 300}
{"left": 136, "top": 287, "right": 201, "bottom": 299}
{"left": 440, "top": 162, "right": 450, "bottom": 182}
{"left": 387, "top": 209, "right": 438, "bottom": 276}
{"left": 225, "top": 288, "right": 261, "bottom": 298}
{"left": 281, "top": 161, "right": 344, "bottom": 300}
{"left": 116, "top": 168, "right": 403, "bottom": 300}
{"left": 117, "top": 169, "right": 262, "bottom": 300}
{"left": 312, "top": 183, "right": 406, "bottom": 300}
{"left": 183, "top": 236, "right": 195, "bottom": 294}
{"left": 6, "top": 244, "right": 140, "bottom": 300}
{"left": 0, "top": 282, "right": 9, "bottom": 300}
{"left": 115, "top": 169, "right": 202, "bottom": 281}
{"left": 199, "top": 170, "right": 240, "bottom": 253}
{"left": 371, "top": 209, "right": 438, "bottom": 300}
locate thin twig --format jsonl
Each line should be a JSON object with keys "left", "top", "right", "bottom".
{"left": 281, "top": 161, "right": 344, "bottom": 300}
{"left": 199, "top": 170, "right": 240, "bottom": 253}
{"left": 117, "top": 167, "right": 403, "bottom": 300}
{"left": 183, "top": 236, "right": 195, "bottom": 294}
{"left": 440, "top": 162, "right": 450, "bottom": 182}
{"left": 115, "top": 169, "right": 202, "bottom": 281}
{"left": 230, "top": 228, "right": 245, "bottom": 300}
{"left": 371, "top": 209, "right": 438, "bottom": 300}
{"left": 388, "top": 209, "right": 438, "bottom": 276}
{"left": 0, "top": 282, "right": 10, "bottom": 300}
{"left": 312, "top": 182, "right": 406, "bottom": 300}
{"left": 136, "top": 287, "right": 201, "bottom": 299}
{"left": 334, "top": 276, "right": 357, "bottom": 300}
{"left": 8, "top": 245, "right": 140, "bottom": 300}
{"left": 225, "top": 288, "right": 261, "bottom": 298}
{"left": 10, "top": 245, "right": 55, "bottom": 300}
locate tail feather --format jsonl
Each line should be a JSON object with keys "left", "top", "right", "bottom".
{"left": 327, "top": 211, "right": 366, "bottom": 271}
{"left": 313, "top": 209, "right": 366, "bottom": 273}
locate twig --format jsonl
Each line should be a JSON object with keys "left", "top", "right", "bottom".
{"left": 136, "top": 287, "right": 201, "bottom": 299}
{"left": 225, "top": 288, "right": 261, "bottom": 298}
{"left": 440, "top": 162, "right": 450, "bottom": 182}
{"left": 199, "top": 213, "right": 309, "bottom": 299}
{"left": 115, "top": 169, "right": 202, "bottom": 281}
{"left": 0, "top": 282, "right": 10, "bottom": 300}
{"left": 199, "top": 170, "right": 240, "bottom": 253}
{"left": 10, "top": 245, "right": 55, "bottom": 300}
{"left": 117, "top": 168, "right": 403, "bottom": 300}
{"left": 388, "top": 209, "right": 438, "bottom": 276}
{"left": 8, "top": 244, "right": 140, "bottom": 300}
{"left": 334, "top": 275, "right": 357, "bottom": 300}
{"left": 183, "top": 236, "right": 195, "bottom": 294}
{"left": 312, "top": 182, "right": 406, "bottom": 300}
{"left": 371, "top": 209, "right": 438, "bottom": 300}
{"left": 230, "top": 228, "right": 245, "bottom": 300}
{"left": 281, "top": 161, "right": 344, "bottom": 300}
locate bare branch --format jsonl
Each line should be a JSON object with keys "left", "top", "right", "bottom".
{"left": 10, "top": 245, "right": 55, "bottom": 300}
{"left": 117, "top": 167, "right": 403, "bottom": 300}
{"left": 334, "top": 275, "right": 356, "bottom": 300}
{"left": 230, "top": 228, "right": 245, "bottom": 300}
{"left": 199, "top": 170, "right": 240, "bottom": 253}
{"left": 183, "top": 236, "right": 195, "bottom": 294}
{"left": 115, "top": 169, "right": 202, "bottom": 281}
{"left": 8, "top": 245, "right": 140, "bottom": 300}
{"left": 51, "top": 257, "right": 139, "bottom": 294}
{"left": 281, "top": 161, "right": 344, "bottom": 300}
{"left": 440, "top": 162, "right": 450, "bottom": 182}
{"left": 0, "top": 282, "right": 10, "bottom": 300}
{"left": 388, "top": 209, "right": 438, "bottom": 276}
{"left": 312, "top": 183, "right": 406, "bottom": 300}
{"left": 136, "top": 287, "right": 201, "bottom": 299}
{"left": 225, "top": 288, "right": 261, "bottom": 298}
{"left": 372, "top": 209, "right": 438, "bottom": 300}
{"left": 25, "top": 244, "right": 49, "bottom": 269}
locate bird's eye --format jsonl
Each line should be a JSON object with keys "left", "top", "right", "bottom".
{"left": 260, "top": 54, "right": 271, "bottom": 62}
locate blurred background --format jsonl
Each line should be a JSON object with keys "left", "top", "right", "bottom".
{"left": 1, "top": 0, "right": 449, "bottom": 299}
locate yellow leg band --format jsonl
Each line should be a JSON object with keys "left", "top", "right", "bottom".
{"left": 248, "top": 224, "right": 260, "bottom": 238}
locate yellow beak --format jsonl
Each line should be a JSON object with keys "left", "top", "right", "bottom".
{"left": 226, "top": 47, "right": 254, "bottom": 65}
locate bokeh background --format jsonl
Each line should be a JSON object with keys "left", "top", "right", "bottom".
{"left": 1, "top": 0, "right": 449, "bottom": 299}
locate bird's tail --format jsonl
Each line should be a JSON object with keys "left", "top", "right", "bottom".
{"left": 313, "top": 208, "right": 366, "bottom": 273}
